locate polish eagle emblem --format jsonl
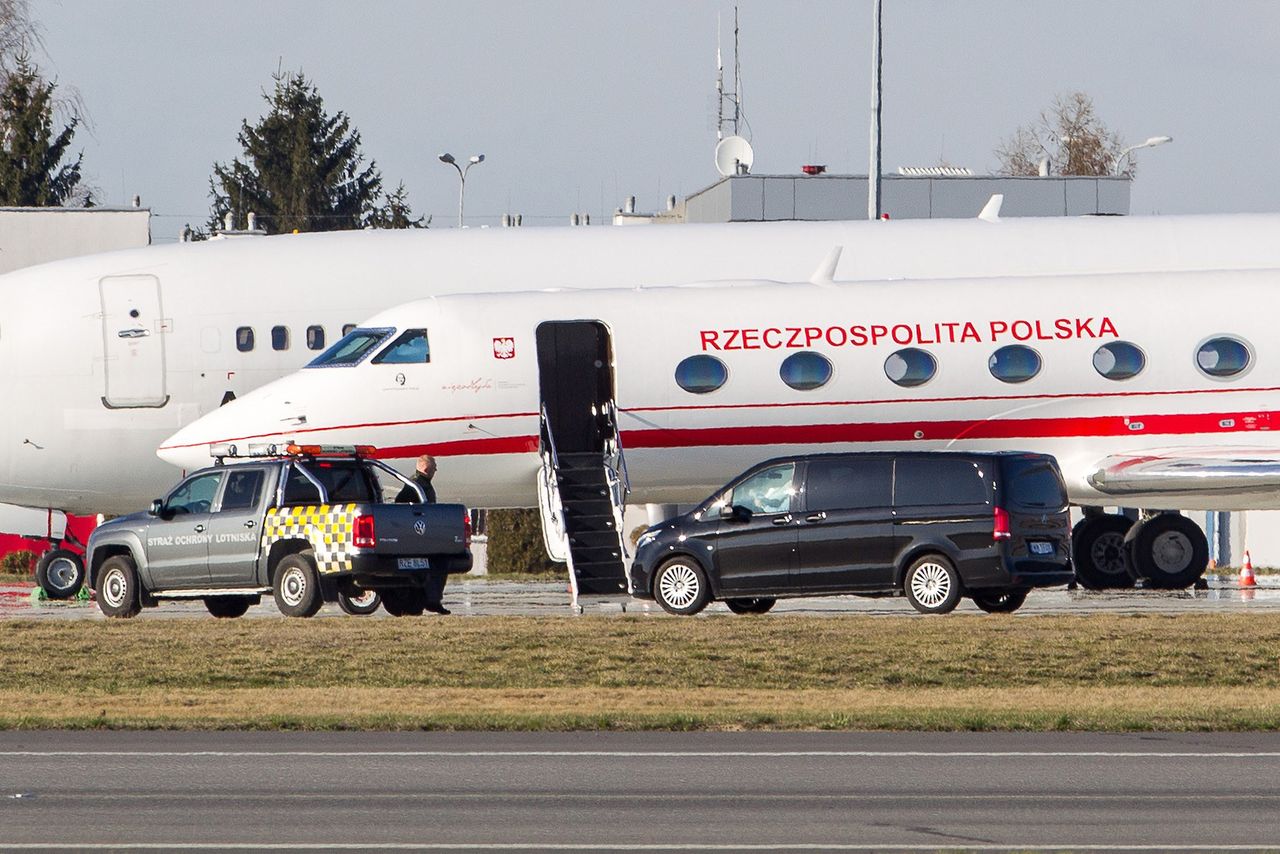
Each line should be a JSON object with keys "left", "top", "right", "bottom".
{"left": 492, "top": 337, "right": 515, "bottom": 359}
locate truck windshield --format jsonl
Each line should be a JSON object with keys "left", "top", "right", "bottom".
{"left": 1001, "top": 457, "right": 1068, "bottom": 510}
{"left": 306, "top": 328, "right": 394, "bottom": 368}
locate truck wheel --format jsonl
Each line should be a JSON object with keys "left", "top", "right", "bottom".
{"left": 724, "top": 597, "right": 776, "bottom": 614}
{"left": 903, "top": 554, "right": 962, "bottom": 615}
{"left": 273, "top": 553, "right": 323, "bottom": 617}
{"left": 96, "top": 556, "right": 141, "bottom": 618}
{"left": 36, "top": 548, "right": 85, "bottom": 599}
{"left": 338, "top": 589, "right": 381, "bottom": 616}
{"left": 204, "top": 596, "right": 253, "bottom": 619}
{"left": 382, "top": 587, "right": 425, "bottom": 617}
{"left": 972, "top": 588, "right": 1029, "bottom": 614}
{"left": 1072, "top": 514, "right": 1135, "bottom": 590}
{"left": 653, "top": 558, "right": 710, "bottom": 615}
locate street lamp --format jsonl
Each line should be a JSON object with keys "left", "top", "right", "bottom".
{"left": 438, "top": 152, "right": 485, "bottom": 227}
{"left": 1115, "top": 135, "right": 1172, "bottom": 175}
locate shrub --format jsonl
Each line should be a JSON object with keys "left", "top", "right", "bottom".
{"left": 1, "top": 550, "right": 38, "bottom": 576}
{"left": 485, "top": 509, "right": 561, "bottom": 575}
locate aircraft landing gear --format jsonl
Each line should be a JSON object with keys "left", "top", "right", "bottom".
{"left": 35, "top": 547, "right": 86, "bottom": 599}
{"left": 1071, "top": 513, "right": 1136, "bottom": 590}
{"left": 1124, "top": 512, "right": 1210, "bottom": 590}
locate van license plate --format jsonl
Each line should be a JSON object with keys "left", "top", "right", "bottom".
{"left": 398, "top": 558, "right": 431, "bottom": 570}
{"left": 1029, "top": 541, "right": 1054, "bottom": 556}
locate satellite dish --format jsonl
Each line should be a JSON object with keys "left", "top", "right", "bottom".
{"left": 715, "top": 135, "right": 754, "bottom": 177}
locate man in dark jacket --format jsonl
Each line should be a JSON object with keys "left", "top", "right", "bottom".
{"left": 395, "top": 454, "right": 449, "bottom": 614}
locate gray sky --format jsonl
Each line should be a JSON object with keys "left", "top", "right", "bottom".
{"left": 33, "top": 0, "right": 1280, "bottom": 240}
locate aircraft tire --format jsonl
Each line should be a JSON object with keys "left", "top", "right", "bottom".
{"left": 35, "top": 548, "right": 85, "bottom": 599}
{"left": 1126, "top": 513, "right": 1209, "bottom": 590}
{"left": 95, "top": 556, "right": 141, "bottom": 619}
{"left": 972, "top": 588, "right": 1029, "bottom": 614}
{"left": 338, "top": 589, "right": 382, "bottom": 616}
{"left": 1071, "top": 514, "right": 1136, "bottom": 590}
{"left": 204, "top": 596, "right": 253, "bottom": 619}
{"left": 272, "top": 553, "right": 323, "bottom": 617}
{"left": 382, "top": 587, "right": 426, "bottom": 617}
{"left": 903, "top": 554, "right": 962, "bottom": 615}
{"left": 724, "top": 597, "right": 777, "bottom": 615}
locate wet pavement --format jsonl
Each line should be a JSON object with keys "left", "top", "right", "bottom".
{"left": 2, "top": 574, "right": 1278, "bottom": 620}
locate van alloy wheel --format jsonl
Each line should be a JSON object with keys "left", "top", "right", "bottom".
{"left": 910, "top": 562, "right": 951, "bottom": 608}
{"left": 658, "top": 564, "right": 700, "bottom": 609}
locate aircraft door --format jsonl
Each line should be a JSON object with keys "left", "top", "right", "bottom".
{"left": 100, "top": 275, "right": 169, "bottom": 408}
{"left": 536, "top": 320, "right": 614, "bottom": 453}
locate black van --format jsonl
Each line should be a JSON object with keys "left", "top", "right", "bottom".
{"left": 629, "top": 451, "right": 1071, "bottom": 616}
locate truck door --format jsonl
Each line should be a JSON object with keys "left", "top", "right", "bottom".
{"left": 100, "top": 274, "right": 169, "bottom": 408}
{"left": 144, "top": 470, "right": 222, "bottom": 589}
{"left": 206, "top": 467, "right": 270, "bottom": 586}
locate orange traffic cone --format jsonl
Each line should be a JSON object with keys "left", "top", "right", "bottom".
{"left": 1240, "top": 551, "right": 1257, "bottom": 588}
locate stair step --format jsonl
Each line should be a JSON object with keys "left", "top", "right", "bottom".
{"left": 570, "top": 545, "right": 623, "bottom": 564}
{"left": 569, "top": 530, "right": 623, "bottom": 548}
{"left": 573, "top": 559, "right": 627, "bottom": 579}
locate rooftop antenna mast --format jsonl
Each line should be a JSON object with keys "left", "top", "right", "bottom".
{"left": 716, "top": 6, "right": 742, "bottom": 141}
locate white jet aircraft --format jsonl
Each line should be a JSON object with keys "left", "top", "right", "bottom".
{"left": 6, "top": 210, "right": 1280, "bottom": 592}
{"left": 160, "top": 263, "right": 1280, "bottom": 596}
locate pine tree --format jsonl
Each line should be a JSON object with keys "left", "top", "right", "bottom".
{"left": 209, "top": 71, "right": 381, "bottom": 234}
{"left": 0, "top": 54, "right": 87, "bottom": 206}
{"left": 367, "top": 182, "right": 428, "bottom": 229}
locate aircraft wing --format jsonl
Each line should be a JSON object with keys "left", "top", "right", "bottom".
{"left": 1087, "top": 447, "right": 1280, "bottom": 497}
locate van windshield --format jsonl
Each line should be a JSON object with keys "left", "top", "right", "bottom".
{"left": 306, "top": 328, "right": 394, "bottom": 368}
{"left": 1001, "top": 457, "right": 1068, "bottom": 510}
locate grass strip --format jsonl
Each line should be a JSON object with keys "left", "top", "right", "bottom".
{"left": 3, "top": 613, "right": 1280, "bottom": 730}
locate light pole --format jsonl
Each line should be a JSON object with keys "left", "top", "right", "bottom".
{"left": 438, "top": 152, "right": 485, "bottom": 227}
{"left": 1115, "top": 135, "right": 1172, "bottom": 175}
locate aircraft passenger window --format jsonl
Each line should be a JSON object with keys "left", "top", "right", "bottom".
{"left": 236, "top": 327, "right": 255, "bottom": 352}
{"left": 779, "top": 351, "right": 832, "bottom": 391}
{"left": 271, "top": 325, "right": 290, "bottom": 351}
{"left": 1093, "top": 341, "right": 1146, "bottom": 381}
{"left": 1196, "top": 337, "right": 1251, "bottom": 378}
{"left": 674, "top": 355, "right": 728, "bottom": 394}
{"left": 307, "top": 327, "right": 395, "bottom": 368}
{"left": 885, "top": 348, "right": 937, "bottom": 387}
{"left": 372, "top": 329, "right": 430, "bottom": 364}
{"left": 342, "top": 323, "right": 357, "bottom": 336}
{"left": 988, "top": 345, "right": 1042, "bottom": 384}
{"left": 306, "top": 325, "right": 326, "bottom": 351}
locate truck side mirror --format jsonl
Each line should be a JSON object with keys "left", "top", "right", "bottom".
{"left": 148, "top": 499, "right": 164, "bottom": 517}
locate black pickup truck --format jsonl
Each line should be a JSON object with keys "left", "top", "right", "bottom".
{"left": 86, "top": 446, "right": 472, "bottom": 618}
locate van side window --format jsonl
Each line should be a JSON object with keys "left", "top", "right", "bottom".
{"left": 895, "top": 458, "right": 989, "bottom": 506}
{"left": 805, "top": 458, "right": 892, "bottom": 510}
{"left": 728, "top": 463, "right": 796, "bottom": 515}
{"left": 236, "top": 327, "right": 255, "bottom": 352}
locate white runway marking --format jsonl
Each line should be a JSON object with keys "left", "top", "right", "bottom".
{"left": 0, "top": 844, "right": 1277, "bottom": 851}
{"left": 3, "top": 749, "right": 1280, "bottom": 759}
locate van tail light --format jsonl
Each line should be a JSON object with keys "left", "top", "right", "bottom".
{"left": 993, "top": 507, "right": 1012, "bottom": 541}
{"left": 353, "top": 513, "right": 377, "bottom": 549}
{"left": 464, "top": 510, "right": 473, "bottom": 548}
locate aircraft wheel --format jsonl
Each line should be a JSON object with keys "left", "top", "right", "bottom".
{"left": 1071, "top": 514, "right": 1135, "bottom": 590}
{"left": 204, "top": 596, "right": 253, "bottom": 619}
{"left": 96, "top": 556, "right": 142, "bottom": 618}
{"left": 338, "top": 588, "right": 382, "bottom": 616}
{"left": 972, "top": 588, "right": 1029, "bottom": 614}
{"left": 903, "top": 554, "right": 962, "bottom": 615}
{"left": 724, "top": 597, "right": 777, "bottom": 615}
{"left": 36, "top": 548, "right": 85, "bottom": 599}
{"left": 1127, "top": 514, "right": 1209, "bottom": 590}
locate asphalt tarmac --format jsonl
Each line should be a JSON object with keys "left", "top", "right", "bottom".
{"left": 2, "top": 731, "right": 1279, "bottom": 851}
{"left": 2, "top": 575, "right": 1278, "bottom": 620}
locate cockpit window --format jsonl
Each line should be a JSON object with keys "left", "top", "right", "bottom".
{"left": 306, "top": 327, "right": 394, "bottom": 368}
{"left": 372, "top": 329, "right": 430, "bottom": 364}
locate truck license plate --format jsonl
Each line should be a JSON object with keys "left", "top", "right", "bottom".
{"left": 398, "top": 558, "right": 431, "bottom": 570}
{"left": 1029, "top": 541, "right": 1054, "bottom": 556}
